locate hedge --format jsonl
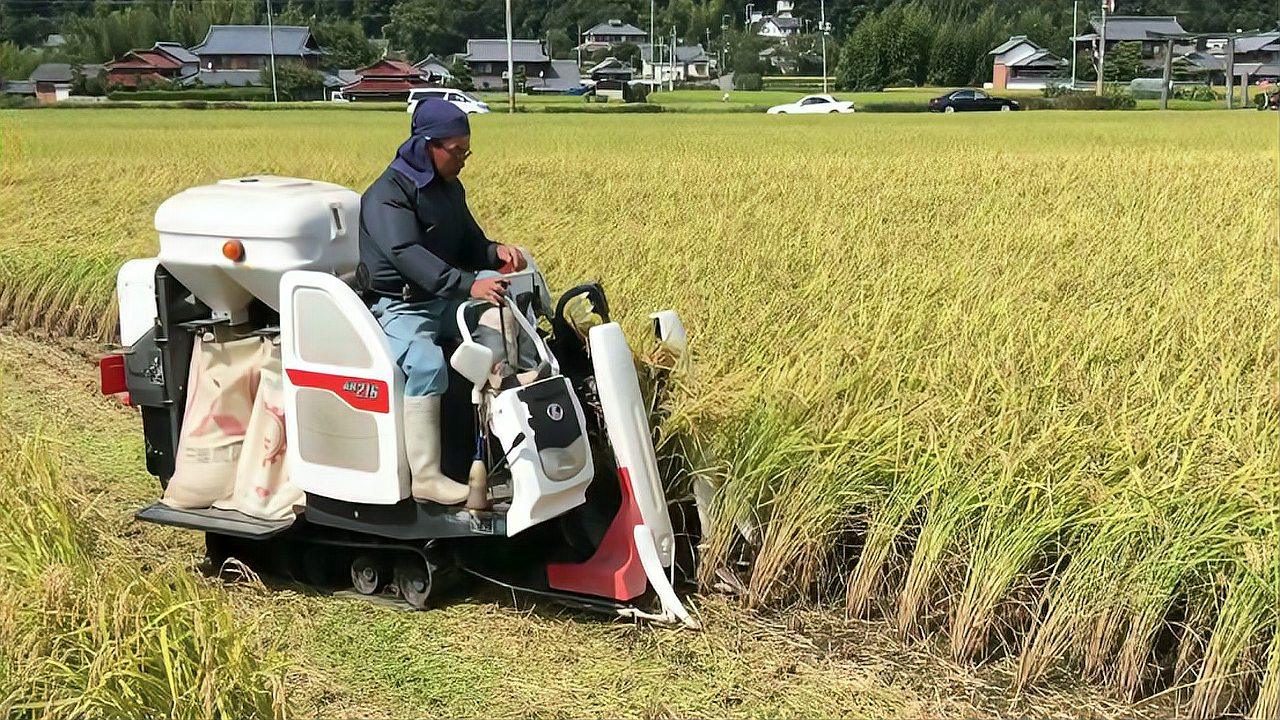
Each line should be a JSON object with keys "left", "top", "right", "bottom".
{"left": 108, "top": 87, "right": 273, "bottom": 102}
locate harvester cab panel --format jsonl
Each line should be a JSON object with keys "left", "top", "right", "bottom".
{"left": 103, "top": 176, "right": 698, "bottom": 627}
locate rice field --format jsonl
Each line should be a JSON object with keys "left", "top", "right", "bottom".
{"left": 0, "top": 107, "right": 1277, "bottom": 717}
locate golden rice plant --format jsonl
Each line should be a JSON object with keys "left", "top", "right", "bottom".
{"left": 0, "top": 430, "right": 287, "bottom": 718}
{"left": 0, "top": 107, "right": 1276, "bottom": 716}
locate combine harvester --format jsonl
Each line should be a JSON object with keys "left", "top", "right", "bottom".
{"left": 99, "top": 176, "right": 697, "bottom": 627}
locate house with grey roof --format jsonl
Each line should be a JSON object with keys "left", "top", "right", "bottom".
{"left": 1, "top": 80, "right": 35, "bottom": 97}
{"left": 580, "top": 19, "right": 647, "bottom": 53}
{"left": 988, "top": 36, "right": 1067, "bottom": 90}
{"left": 191, "top": 25, "right": 322, "bottom": 72}
{"left": 1073, "top": 15, "right": 1188, "bottom": 70}
{"left": 640, "top": 44, "right": 712, "bottom": 82}
{"left": 759, "top": 16, "right": 802, "bottom": 38}
{"left": 455, "top": 39, "right": 582, "bottom": 92}
{"left": 414, "top": 54, "right": 454, "bottom": 83}
{"left": 29, "top": 63, "right": 74, "bottom": 103}
{"left": 757, "top": 0, "right": 802, "bottom": 38}
{"left": 1234, "top": 31, "right": 1280, "bottom": 64}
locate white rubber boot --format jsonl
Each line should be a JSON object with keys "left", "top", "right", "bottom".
{"left": 403, "top": 394, "right": 469, "bottom": 505}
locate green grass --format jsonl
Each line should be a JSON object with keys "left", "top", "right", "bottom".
{"left": 0, "top": 108, "right": 1276, "bottom": 718}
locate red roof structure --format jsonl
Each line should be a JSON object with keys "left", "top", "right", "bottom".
{"left": 104, "top": 42, "right": 196, "bottom": 87}
{"left": 341, "top": 59, "right": 435, "bottom": 99}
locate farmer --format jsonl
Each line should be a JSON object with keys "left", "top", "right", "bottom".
{"left": 359, "top": 97, "right": 526, "bottom": 505}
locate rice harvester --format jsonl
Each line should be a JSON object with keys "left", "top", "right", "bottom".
{"left": 99, "top": 176, "right": 697, "bottom": 626}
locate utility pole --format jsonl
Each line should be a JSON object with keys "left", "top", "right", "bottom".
{"left": 1070, "top": 0, "right": 1078, "bottom": 89}
{"left": 721, "top": 15, "right": 730, "bottom": 77}
{"left": 819, "top": 0, "right": 828, "bottom": 94}
{"left": 1225, "top": 35, "right": 1235, "bottom": 109}
{"left": 1095, "top": 0, "right": 1109, "bottom": 96}
{"left": 1159, "top": 37, "right": 1172, "bottom": 109}
{"left": 576, "top": 22, "right": 582, "bottom": 67}
{"left": 650, "top": 0, "right": 656, "bottom": 81}
{"left": 504, "top": 0, "right": 515, "bottom": 113}
{"left": 265, "top": 0, "right": 278, "bottom": 102}
{"left": 670, "top": 27, "right": 677, "bottom": 91}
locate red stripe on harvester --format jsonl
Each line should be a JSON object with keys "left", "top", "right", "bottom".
{"left": 285, "top": 369, "right": 390, "bottom": 414}
{"left": 546, "top": 467, "right": 649, "bottom": 602}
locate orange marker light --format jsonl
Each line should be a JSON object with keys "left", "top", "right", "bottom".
{"left": 222, "top": 239, "right": 244, "bottom": 262}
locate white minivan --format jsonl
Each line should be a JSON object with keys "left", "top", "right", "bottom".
{"left": 407, "top": 88, "right": 490, "bottom": 115}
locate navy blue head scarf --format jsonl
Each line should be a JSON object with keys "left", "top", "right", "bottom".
{"left": 390, "top": 97, "right": 471, "bottom": 188}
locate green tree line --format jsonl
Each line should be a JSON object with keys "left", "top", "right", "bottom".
{"left": 0, "top": 0, "right": 1274, "bottom": 86}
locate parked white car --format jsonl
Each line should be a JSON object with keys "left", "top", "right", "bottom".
{"left": 407, "top": 88, "right": 490, "bottom": 115}
{"left": 766, "top": 94, "right": 855, "bottom": 114}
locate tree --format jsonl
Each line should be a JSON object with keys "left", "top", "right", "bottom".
{"left": 313, "top": 20, "right": 378, "bottom": 69}
{"left": 387, "top": 0, "right": 463, "bottom": 61}
{"left": 0, "top": 41, "right": 42, "bottom": 81}
{"left": 545, "top": 28, "right": 572, "bottom": 59}
{"left": 729, "top": 31, "right": 768, "bottom": 76}
{"left": 70, "top": 67, "right": 106, "bottom": 96}
{"left": 264, "top": 61, "right": 325, "bottom": 100}
{"left": 835, "top": 10, "right": 884, "bottom": 91}
{"left": 449, "top": 57, "right": 473, "bottom": 90}
{"left": 1103, "top": 41, "right": 1144, "bottom": 82}
{"left": 612, "top": 41, "right": 641, "bottom": 69}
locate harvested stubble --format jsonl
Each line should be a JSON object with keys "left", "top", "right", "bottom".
{"left": 0, "top": 108, "right": 1276, "bottom": 716}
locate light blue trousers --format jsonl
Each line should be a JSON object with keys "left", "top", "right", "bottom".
{"left": 369, "top": 271, "right": 500, "bottom": 397}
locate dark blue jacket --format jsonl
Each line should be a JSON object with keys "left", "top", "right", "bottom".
{"left": 359, "top": 167, "right": 502, "bottom": 300}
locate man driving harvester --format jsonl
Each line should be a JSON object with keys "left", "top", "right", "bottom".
{"left": 360, "top": 98, "right": 527, "bottom": 505}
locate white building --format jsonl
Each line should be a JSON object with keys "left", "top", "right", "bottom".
{"left": 987, "top": 35, "right": 1067, "bottom": 90}
{"left": 757, "top": 0, "right": 802, "bottom": 38}
{"left": 640, "top": 44, "right": 713, "bottom": 82}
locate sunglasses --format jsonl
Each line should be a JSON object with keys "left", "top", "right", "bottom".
{"left": 437, "top": 143, "right": 472, "bottom": 160}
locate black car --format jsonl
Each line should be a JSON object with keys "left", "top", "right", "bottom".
{"left": 929, "top": 89, "right": 1020, "bottom": 113}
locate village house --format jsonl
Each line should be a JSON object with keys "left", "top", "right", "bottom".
{"left": 322, "top": 69, "right": 359, "bottom": 99}
{"left": 1233, "top": 31, "right": 1280, "bottom": 64}
{"left": 580, "top": 19, "right": 647, "bottom": 53}
{"left": 640, "top": 44, "right": 712, "bottom": 82}
{"left": 1073, "top": 15, "right": 1187, "bottom": 71}
{"left": 987, "top": 36, "right": 1067, "bottom": 90}
{"left": 414, "top": 54, "right": 455, "bottom": 84}
{"left": 339, "top": 58, "right": 435, "bottom": 101}
{"left": 191, "top": 25, "right": 322, "bottom": 72}
{"left": 28, "top": 63, "right": 73, "bottom": 103}
{"left": 586, "top": 57, "right": 634, "bottom": 81}
{"left": 757, "top": 0, "right": 802, "bottom": 38}
{"left": 103, "top": 42, "right": 199, "bottom": 88}
{"left": 455, "top": 39, "right": 581, "bottom": 92}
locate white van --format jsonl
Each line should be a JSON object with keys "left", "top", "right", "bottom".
{"left": 407, "top": 88, "right": 490, "bottom": 115}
